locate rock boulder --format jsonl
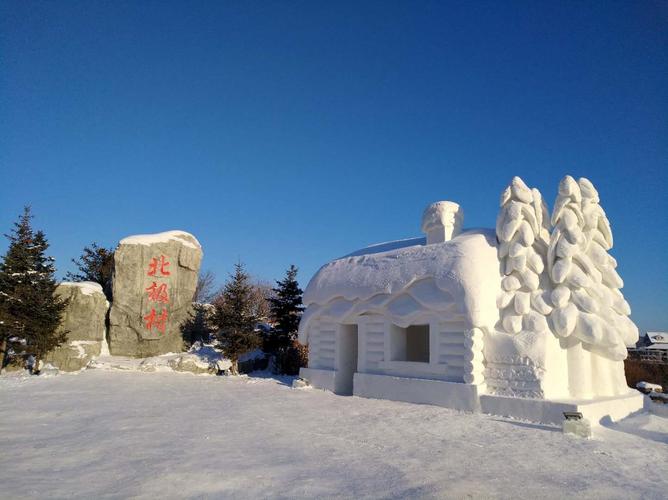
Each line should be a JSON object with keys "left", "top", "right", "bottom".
{"left": 108, "top": 230, "right": 202, "bottom": 357}
{"left": 44, "top": 282, "right": 109, "bottom": 371}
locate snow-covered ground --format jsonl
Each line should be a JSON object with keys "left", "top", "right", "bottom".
{"left": 1, "top": 370, "right": 666, "bottom": 499}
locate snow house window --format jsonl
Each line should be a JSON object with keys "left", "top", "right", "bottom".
{"left": 390, "top": 324, "right": 430, "bottom": 363}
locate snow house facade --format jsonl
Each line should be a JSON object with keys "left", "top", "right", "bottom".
{"left": 298, "top": 202, "right": 493, "bottom": 411}
{"left": 298, "top": 178, "right": 644, "bottom": 425}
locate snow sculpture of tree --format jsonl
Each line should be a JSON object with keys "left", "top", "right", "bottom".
{"left": 579, "top": 178, "right": 638, "bottom": 353}
{"left": 547, "top": 175, "right": 638, "bottom": 397}
{"left": 496, "top": 176, "right": 552, "bottom": 336}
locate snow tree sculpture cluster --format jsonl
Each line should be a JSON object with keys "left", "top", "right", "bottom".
{"left": 548, "top": 176, "right": 637, "bottom": 360}
{"left": 494, "top": 174, "right": 638, "bottom": 398}
{"left": 495, "top": 177, "right": 552, "bottom": 336}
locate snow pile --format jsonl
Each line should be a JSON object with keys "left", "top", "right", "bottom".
{"left": 636, "top": 381, "right": 663, "bottom": 393}
{"left": 650, "top": 393, "right": 668, "bottom": 403}
{"left": 58, "top": 281, "right": 105, "bottom": 296}
{"left": 70, "top": 341, "right": 103, "bottom": 360}
{"left": 90, "top": 344, "right": 228, "bottom": 374}
{"left": 119, "top": 230, "right": 201, "bottom": 249}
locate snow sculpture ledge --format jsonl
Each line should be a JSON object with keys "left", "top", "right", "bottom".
{"left": 298, "top": 181, "right": 642, "bottom": 426}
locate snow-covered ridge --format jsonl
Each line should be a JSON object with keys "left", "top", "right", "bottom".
{"left": 304, "top": 229, "right": 499, "bottom": 306}
{"left": 59, "top": 281, "right": 104, "bottom": 296}
{"left": 342, "top": 236, "right": 426, "bottom": 258}
{"left": 299, "top": 229, "right": 501, "bottom": 340}
{"left": 119, "top": 230, "right": 201, "bottom": 249}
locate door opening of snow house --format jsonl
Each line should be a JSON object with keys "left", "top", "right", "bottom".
{"left": 390, "top": 324, "right": 430, "bottom": 363}
{"left": 335, "top": 324, "right": 358, "bottom": 395}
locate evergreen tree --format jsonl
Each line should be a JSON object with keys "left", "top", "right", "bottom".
{"left": 0, "top": 207, "right": 68, "bottom": 373}
{"left": 267, "top": 265, "right": 304, "bottom": 354}
{"left": 213, "top": 262, "right": 260, "bottom": 374}
{"left": 65, "top": 243, "right": 114, "bottom": 301}
{"left": 193, "top": 269, "right": 217, "bottom": 303}
{"left": 181, "top": 303, "right": 216, "bottom": 347}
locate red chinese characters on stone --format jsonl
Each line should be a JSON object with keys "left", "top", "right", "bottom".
{"left": 145, "top": 282, "right": 169, "bottom": 303}
{"left": 147, "top": 255, "right": 171, "bottom": 277}
{"left": 143, "top": 308, "right": 168, "bottom": 333}
{"left": 144, "top": 255, "right": 171, "bottom": 334}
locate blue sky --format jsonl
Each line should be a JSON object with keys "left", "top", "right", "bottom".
{"left": 1, "top": 1, "right": 666, "bottom": 332}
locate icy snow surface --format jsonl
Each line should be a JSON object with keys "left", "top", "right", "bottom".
{"left": 119, "top": 230, "right": 201, "bottom": 249}
{"left": 1, "top": 370, "right": 666, "bottom": 499}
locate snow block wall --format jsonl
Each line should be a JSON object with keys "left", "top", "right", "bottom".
{"left": 307, "top": 321, "right": 336, "bottom": 370}
{"left": 362, "top": 320, "right": 385, "bottom": 373}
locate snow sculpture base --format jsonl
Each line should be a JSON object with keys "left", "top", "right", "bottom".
{"left": 353, "top": 373, "right": 481, "bottom": 412}
{"left": 480, "top": 391, "right": 643, "bottom": 426}
{"left": 300, "top": 368, "right": 643, "bottom": 426}
{"left": 299, "top": 368, "right": 338, "bottom": 393}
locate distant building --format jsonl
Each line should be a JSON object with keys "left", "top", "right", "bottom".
{"left": 628, "top": 332, "right": 668, "bottom": 364}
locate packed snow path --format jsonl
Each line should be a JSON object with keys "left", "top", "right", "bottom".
{"left": 1, "top": 371, "right": 666, "bottom": 499}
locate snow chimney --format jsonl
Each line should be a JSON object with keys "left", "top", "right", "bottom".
{"left": 421, "top": 201, "right": 463, "bottom": 244}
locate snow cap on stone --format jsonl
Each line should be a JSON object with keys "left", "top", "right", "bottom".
{"left": 58, "top": 281, "right": 105, "bottom": 296}
{"left": 120, "top": 230, "right": 201, "bottom": 250}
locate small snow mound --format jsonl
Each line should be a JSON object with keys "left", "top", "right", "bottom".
{"left": 292, "top": 378, "right": 311, "bottom": 389}
{"left": 90, "top": 344, "right": 228, "bottom": 375}
{"left": 637, "top": 381, "right": 663, "bottom": 394}
{"left": 119, "top": 230, "right": 201, "bottom": 249}
{"left": 38, "top": 363, "right": 60, "bottom": 377}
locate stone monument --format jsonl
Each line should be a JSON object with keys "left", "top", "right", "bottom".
{"left": 108, "top": 230, "right": 202, "bottom": 357}
{"left": 44, "top": 282, "right": 109, "bottom": 371}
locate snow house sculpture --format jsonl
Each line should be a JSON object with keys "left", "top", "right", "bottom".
{"left": 298, "top": 176, "right": 643, "bottom": 425}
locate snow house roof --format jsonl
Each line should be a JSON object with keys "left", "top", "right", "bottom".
{"left": 299, "top": 228, "right": 502, "bottom": 342}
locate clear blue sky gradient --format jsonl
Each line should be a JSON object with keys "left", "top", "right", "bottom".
{"left": 1, "top": 1, "right": 666, "bottom": 332}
